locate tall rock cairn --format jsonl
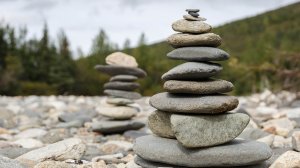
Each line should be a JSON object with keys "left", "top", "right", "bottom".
{"left": 95, "top": 52, "right": 147, "bottom": 121}
{"left": 133, "top": 9, "right": 272, "bottom": 167}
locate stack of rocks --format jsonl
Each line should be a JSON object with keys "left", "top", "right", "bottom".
{"left": 95, "top": 52, "right": 147, "bottom": 121}
{"left": 133, "top": 9, "right": 272, "bottom": 167}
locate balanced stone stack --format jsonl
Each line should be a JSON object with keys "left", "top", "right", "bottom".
{"left": 133, "top": 9, "right": 272, "bottom": 167}
{"left": 95, "top": 52, "right": 147, "bottom": 121}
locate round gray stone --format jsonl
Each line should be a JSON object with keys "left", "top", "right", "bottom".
{"left": 150, "top": 92, "right": 239, "bottom": 114}
{"left": 110, "top": 75, "right": 138, "bottom": 82}
{"left": 183, "top": 15, "right": 206, "bottom": 21}
{"left": 188, "top": 12, "right": 199, "bottom": 17}
{"left": 95, "top": 65, "right": 147, "bottom": 78}
{"left": 167, "top": 33, "right": 222, "bottom": 48}
{"left": 133, "top": 135, "right": 272, "bottom": 167}
{"left": 104, "top": 89, "right": 142, "bottom": 100}
{"left": 172, "top": 19, "right": 211, "bottom": 34}
{"left": 148, "top": 110, "right": 175, "bottom": 138}
{"left": 171, "top": 113, "right": 250, "bottom": 148}
{"left": 167, "top": 47, "right": 229, "bottom": 61}
{"left": 104, "top": 82, "right": 140, "bottom": 91}
{"left": 163, "top": 79, "right": 234, "bottom": 94}
{"left": 162, "top": 62, "right": 222, "bottom": 81}
{"left": 106, "top": 97, "right": 134, "bottom": 105}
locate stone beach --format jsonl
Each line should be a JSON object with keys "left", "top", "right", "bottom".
{"left": 0, "top": 89, "right": 299, "bottom": 167}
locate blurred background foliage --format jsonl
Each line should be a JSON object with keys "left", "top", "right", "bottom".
{"left": 0, "top": 2, "right": 299, "bottom": 96}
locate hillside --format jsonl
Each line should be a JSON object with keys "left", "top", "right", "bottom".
{"left": 114, "top": 2, "right": 300, "bottom": 95}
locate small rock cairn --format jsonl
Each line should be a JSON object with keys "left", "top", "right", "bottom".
{"left": 133, "top": 9, "right": 272, "bottom": 167}
{"left": 94, "top": 52, "right": 147, "bottom": 123}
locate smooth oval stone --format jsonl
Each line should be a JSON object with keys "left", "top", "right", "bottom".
{"left": 163, "top": 79, "right": 234, "bottom": 94}
{"left": 106, "top": 97, "right": 134, "bottom": 105}
{"left": 92, "top": 121, "right": 145, "bottom": 134}
{"left": 150, "top": 92, "right": 239, "bottom": 114}
{"left": 110, "top": 75, "right": 138, "bottom": 82}
{"left": 188, "top": 12, "right": 199, "bottom": 17}
{"left": 134, "top": 156, "right": 270, "bottom": 168}
{"left": 162, "top": 62, "right": 222, "bottom": 81}
{"left": 133, "top": 135, "right": 272, "bottom": 167}
{"left": 97, "top": 106, "right": 138, "bottom": 120}
{"left": 148, "top": 110, "right": 175, "bottom": 138}
{"left": 172, "top": 19, "right": 211, "bottom": 34}
{"left": 167, "top": 47, "right": 229, "bottom": 61}
{"left": 95, "top": 65, "right": 147, "bottom": 78}
{"left": 167, "top": 33, "right": 222, "bottom": 48}
{"left": 171, "top": 113, "right": 250, "bottom": 148}
{"left": 186, "top": 9, "right": 199, "bottom": 12}
{"left": 105, "top": 52, "right": 138, "bottom": 67}
{"left": 183, "top": 15, "right": 206, "bottom": 21}
{"left": 104, "top": 82, "right": 140, "bottom": 91}
{"left": 104, "top": 89, "right": 142, "bottom": 100}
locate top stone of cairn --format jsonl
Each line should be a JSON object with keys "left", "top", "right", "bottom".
{"left": 184, "top": 9, "right": 206, "bottom": 21}
{"left": 105, "top": 52, "right": 138, "bottom": 68}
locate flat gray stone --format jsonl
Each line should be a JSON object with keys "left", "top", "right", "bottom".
{"left": 162, "top": 62, "right": 222, "bottom": 81}
{"left": 104, "top": 81, "right": 140, "bottom": 91}
{"left": 183, "top": 15, "right": 206, "bottom": 21}
{"left": 164, "top": 79, "right": 234, "bottom": 94}
{"left": 133, "top": 135, "right": 272, "bottom": 167}
{"left": 95, "top": 65, "right": 147, "bottom": 78}
{"left": 92, "top": 120, "right": 145, "bottom": 134}
{"left": 171, "top": 113, "right": 250, "bottom": 148}
{"left": 150, "top": 92, "right": 238, "bottom": 114}
{"left": 106, "top": 97, "right": 134, "bottom": 105}
{"left": 188, "top": 12, "right": 199, "bottom": 17}
{"left": 134, "top": 156, "right": 270, "bottom": 168}
{"left": 167, "top": 47, "right": 229, "bottom": 61}
{"left": 104, "top": 89, "right": 142, "bottom": 100}
{"left": 186, "top": 9, "right": 199, "bottom": 12}
{"left": 167, "top": 33, "right": 222, "bottom": 48}
{"left": 148, "top": 110, "right": 175, "bottom": 138}
{"left": 110, "top": 75, "right": 138, "bottom": 82}
{"left": 172, "top": 19, "right": 211, "bottom": 34}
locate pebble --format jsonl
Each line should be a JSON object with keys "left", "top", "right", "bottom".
{"left": 172, "top": 19, "right": 211, "bottom": 33}
{"left": 188, "top": 11, "right": 199, "bottom": 17}
{"left": 104, "top": 81, "right": 140, "bottom": 91}
{"left": 0, "top": 156, "right": 26, "bottom": 168}
{"left": 133, "top": 135, "right": 272, "bottom": 167}
{"left": 270, "top": 151, "right": 300, "bottom": 168}
{"left": 110, "top": 75, "right": 138, "bottom": 82}
{"left": 0, "top": 147, "right": 33, "bottom": 159}
{"left": 39, "top": 128, "right": 71, "bottom": 144}
{"left": 104, "top": 89, "right": 142, "bottom": 100}
{"left": 292, "top": 131, "right": 300, "bottom": 151}
{"left": 183, "top": 14, "right": 206, "bottom": 21}
{"left": 15, "top": 128, "right": 47, "bottom": 139}
{"left": 171, "top": 113, "right": 250, "bottom": 148}
{"left": 167, "top": 33, "right": 222, "bottom": 48}
{"left": 167, "top": 47, "right": 229, "bottom": 61}
{"left": 16, "top": 138, "right": 86, "bottom": 163}
{"left": 95, "top": 65, "right": 147, "bottom": 78}
{"left": 92, "top": 120, "right": 145, "bottom": 134}
{"left": 148, "top": 110, "right": 174, "bottom": 138}
{"left": 106, "top": 97, "right": 134, "bottom": 106}
{"left": 56, "top": 120, "right": 84, "bottom": 128}
{"left": 150, "top": 92, "right": 239, "bottom": 114}
{"left": 13, "top": 138, "right": 44, "bottom": 148}
{"left": 105, "top": 52, "right": 138, "bottom": 68}
{"left": 164, "top": 79, "right": 234, "bottom": 94}
{"left": 261, "top": 118, "right": 295, "bottom": 137}
{"left": 97, "top": 106, "right": 138, "bottom": 120}
{"left": 162, "top": 62, "right": 222, "bottom": 80}
{"left": 100, "top": 140, "right": 133, "bottom": 154}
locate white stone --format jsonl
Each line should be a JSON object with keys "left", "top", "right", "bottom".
{"left": 272, "top": 135, "right": 292, "bottom": 148}
{"left": 105, "top": 52, "right": 138, "bottom": 67}
{"left": 261, "top": 118, "right": 295, "bottom": 137}
{"left": 15, "top": 128, "right": 47, "bottom": 139}
{"left": 292, "top": 131, "right": 300, "bottom": 152}
{"left": 270, "top": 151, "right": 300, "bottom": 168}
{"left": 13, "top": 138, "right": 44, "bottom": 148}
{"left": 17, "top": 138, "right": 86, "bottom": 162}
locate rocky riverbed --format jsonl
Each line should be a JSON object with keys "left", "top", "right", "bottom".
{"left": 0, "top": 89, "right": 299, "bottom": 168}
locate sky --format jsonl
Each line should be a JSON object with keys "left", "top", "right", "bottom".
{"left": 0, "top": 0, "right": 299, "bottom": 56}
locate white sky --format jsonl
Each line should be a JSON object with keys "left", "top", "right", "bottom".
{"left": 0, "top": 0, "right": 299, "bottom": 56}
